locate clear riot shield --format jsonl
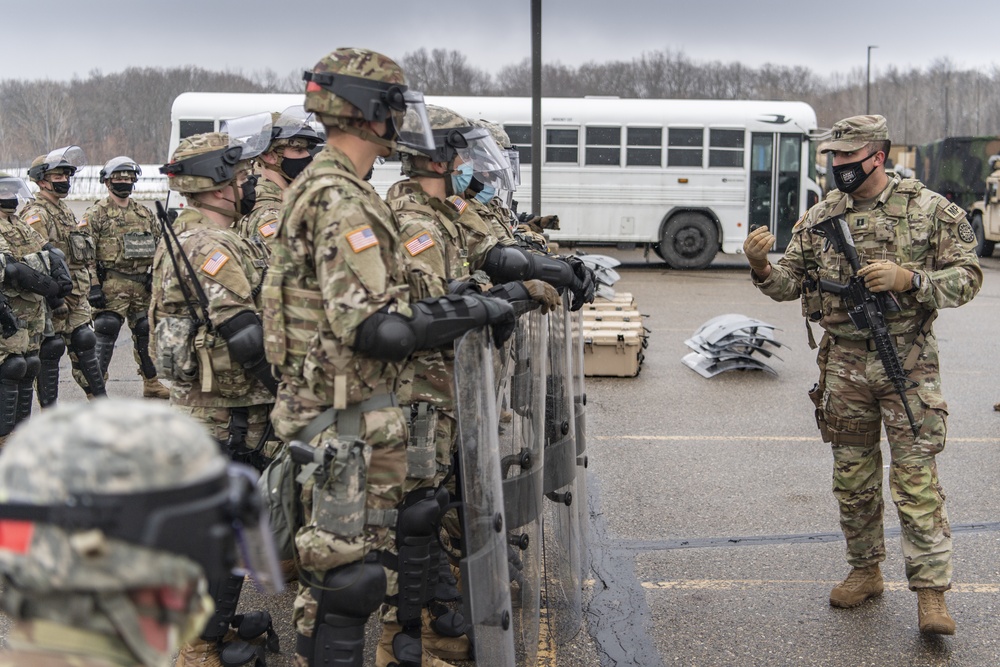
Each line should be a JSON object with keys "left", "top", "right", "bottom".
{"left": 570, "top": 306, "right": 589, "bottom": 582}
{"left": 454, "top": 327, "right": 516, "bottom": 667}
{"left": 542, "top": 294, "right": 583, "bottom": 645}
{"left": 496, "top": 306, "right": 547, "bottom": 665}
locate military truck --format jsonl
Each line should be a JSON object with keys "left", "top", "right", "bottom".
{"left": 914, "top": 136, "right": 1000, "bottom": 256}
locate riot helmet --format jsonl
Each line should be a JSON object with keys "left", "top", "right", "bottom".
{"left": 302, "top": 47, "right": 434, "bottom": 155}
{"left": 0, "top": 173, "right": 33, "bottom": 213}
{"left": 263, "top": 106, "right": 324, "bottom": 182}
{"left": 27, "top": 146, "right": 86, "bottom": 198}
{"left": 101, "top": 156, "right": 142, "bottom": 198}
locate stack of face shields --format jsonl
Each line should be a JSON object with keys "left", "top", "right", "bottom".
{"left": 682, "top": 313, "right": 785, "bottom": 378}
{"left": 576, "top": 254, "right": 620, "bottom": 299}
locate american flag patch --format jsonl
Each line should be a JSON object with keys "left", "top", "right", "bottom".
{"left": 346, "top": 226, "right": 379, "bottom": 253}
{"left": 258, "top": 221, "right": 277, "bottom": 238}
{"left": 25, "top": 214, "right": 41, "bottom": 225}
{"left": 76, "top": 217, "right": 88, "bottom": 227}
{"left": 405, "top": 232, "right": 435, "bottom": 256}
{"left": 201, "top": 250, "right": 230, "bottom": 276}
{"left": 447, "top": 196, "right": 467, "bottom": 214}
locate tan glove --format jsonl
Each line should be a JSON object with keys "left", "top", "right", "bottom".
{"left": 743, "top": 226, "right": 775, "bottom": 275}
{"left": 857, "top": 260, "right": 913, "bottom": 293}
{"left": 524, "top": 279, "right": 562, "bottom": 313}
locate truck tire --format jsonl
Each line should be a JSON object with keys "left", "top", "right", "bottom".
{"left": 658, "top": 212, "right": 718, "bottom": 270}
{"left": 971, "top": 212, "right": 994, "bottom": 257}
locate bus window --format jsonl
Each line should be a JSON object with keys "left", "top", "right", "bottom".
{"left": 668, "top": 128, "right": 703, "bottom": 167}
{"left": 180, "top": 120, "right": 215, "bottom": 139}
{"left": 505, "top": 124, "right": 531, "bottom": 164}
{"left": 626, "top": 127, "right": 662, "bottom": 166}
{"left": 585, "top": 126, "right": 621, "bottom": 166}
{"left": 546, "top": 128, "right": 579, "bottom": 164}
{"left": 709, "top": 129, "right": 745, "bottom": 168}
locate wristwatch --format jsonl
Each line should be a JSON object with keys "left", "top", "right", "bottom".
{"left": 906, "top": 271, "right": 922, "bottom": 294}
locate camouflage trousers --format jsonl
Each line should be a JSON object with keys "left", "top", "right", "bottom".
{"left": 288, "top": 405, "right": 407, "bottom": 665}
{"left": 94, "top": 273, "right": 154, "bottom": 378}
{"left": 51, "top": 289, "right": 93, "bottom": 394}
{"left": 171, "top": 402, "right": 280, "bottom": 464}
{"left": 820, "top": 331, "right": 952, "bottom": 590}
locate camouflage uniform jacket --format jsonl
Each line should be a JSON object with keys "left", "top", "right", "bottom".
{"left": 0, "top": 210, "right": 49, "bottom": 354}
{"left": 448, "top": 195, "right": 500, "bottom": 272}
{"left": 84, "top": 197, "right": 159, "bottom": 277}
{"left": 21, "top": 196, "right": 96, "bottom": 297}
{"left": 263, "top": 145, "right": 411, "bottom": 441}
{"left": 149, "top": 208, "right": 272, "bottom": 408}
{"left": 385, "top": 179, "right": 458, "bottom": 408}
{"left": 754, "top": 175, "right": 982, "bottom": 338}
{"left": 236, "top": 176, "right": 283, "bottom": 249}
{"left": 0, "top": 620, "right": 139, "bottom": 666}
{"left": 472, "top": 196, "right": 518, "bottom": 247}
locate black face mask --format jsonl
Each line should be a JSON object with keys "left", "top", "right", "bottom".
{"left": 280, "top": 155, "right": 312, "bottom": 181}
{"left": 51, "top": 180, "right": 71, "bottom": 195}
{"left": 239, "top": 177, "right": 257, "bottom": 216}
{"left": 110, "top": 181, "right": 134, "bottom": 198}
{"left": 832, "top": 151, "right": 879, "bottom": 194}
{"left": 0, "top": 198, "right": 17, "bottom": 213}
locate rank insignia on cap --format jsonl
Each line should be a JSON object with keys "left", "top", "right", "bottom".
{"left": 258, "top": 221, "right": 277, "bottom": 238}
{"left": 346, "top": 226, "right": 379, "bottom": 253}
{"left": 24, "top": 214, "right": 41, "bottom": 225}
{"left": 447, "top": 196, "right": 467, "bottom": 214}
{"left": 405, "top": 232, "right": 435, "bottom": 256}
{"left": 201, "top": 250, "right": 230, "bottom": 276}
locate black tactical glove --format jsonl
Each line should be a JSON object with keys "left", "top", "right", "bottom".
{"left": 565, "top": 256, "right": 596, "bottom": 311}
{"left": 88, "top": 284, "right": 107, "bottom": 309}
{"left": 0, "top": 293, "right": 18, "bottom": 338}
{"left": 144, "top": 271, "right": 153, "bottom": 293}
{"left": 470, "top": 293, "right": 516, "bottom": 348}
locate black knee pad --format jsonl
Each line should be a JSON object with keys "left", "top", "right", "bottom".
{"left": 21, "top": 353, "right": 40, "bottom": 382}
{"left": 39, "top": 336, "right": 66, "bottom": 361}
{"left": 131, "top": 314, "right": 149, "bottom": 337}
{"left": 93, "top": 311, "right": 124, "bottom": 338}
{"left": 0, "top": 355, "right": 26, "bottom": 381}
{"left": 70, "top": 324, "right": 97, "bottom": 352}
{"left": 298, "top": 555, "right": 386, "bottom": 667}
{"left": 395, "top": 488, "right": 443, "bottom": 625}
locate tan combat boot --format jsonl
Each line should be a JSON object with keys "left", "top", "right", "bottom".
{"left": 829, "top": 564, "right": 884, "bottom": 608}
{"left": 174, "top": 638, "right": 223, "bottom": 667}
{"left": 143, "top": 376, "right": 170, "bottom": 399}
{"left": 917, "top": 589, "right": 955, "bottom": 635}
{"left": 375, "top": 623, "right": 456, "bottom": 667}
{"left": 421, "top": 608, "right": 470, "bottom": 661}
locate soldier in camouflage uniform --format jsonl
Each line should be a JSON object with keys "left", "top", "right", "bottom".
{"left": 464, "top": 119, "right": 520, "bottom": 246}
{"left": 263, "top": 48, "right": 516, "bottom": 667}
{"left": 0, "top": 399, "right": 279, "bottom": 667}
{"left": 236, "top": 109, "right": 321, "bottom": 250}
{"left": 0, "top": 173, "right": 72, "bottom": 445}
{"left": 744, "top": 115, "right": 982, "bottom": 636}
{"left": 85, "top": 157, "right": 170, "bottom": 399}
{"left": 381, "top": 104, "right": 562, "bottom": 665}
{"left": 152, "top": 131, "right": 281, "bottom": 666}
{"left": 23, "top": 147, "right": 107, "bottom": 402}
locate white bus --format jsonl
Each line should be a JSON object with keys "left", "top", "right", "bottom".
{"left": 169, "top": 93, "right": 821, "bottom": 268}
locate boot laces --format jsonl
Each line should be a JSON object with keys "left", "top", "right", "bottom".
{"left": 918, "top": 589, "right": 946, "bottom": 616}
{"left": 841, "top": 567, "right": 878, "bottom": 590}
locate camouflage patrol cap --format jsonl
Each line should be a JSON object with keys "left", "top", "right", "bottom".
{"left": 0, "top": 400, "right": 227, "bottom": 592}
{"left": 304, "top": 47, "right": 407, "bottom": 123}
{"left": 821, "top": 115, "right": 890, "bottom": 153}
{"left": 162, "top": 132, "right": 248, "bottom": 194}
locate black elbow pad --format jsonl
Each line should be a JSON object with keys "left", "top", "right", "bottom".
{"left": 482, "top": 245, "right": 533, "bottom": 282}
{"left": 353, "top": 308, "right": 419, "bottom": 362}
{"left": 217, "top": 310, "right": 278, "bottom": 395}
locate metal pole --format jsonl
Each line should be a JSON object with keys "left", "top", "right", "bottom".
{"left": 866, "top": 45, "right": 878, "bottom": 114}
{"left": 531, "top": 0, "right": 542, "bottom": 216}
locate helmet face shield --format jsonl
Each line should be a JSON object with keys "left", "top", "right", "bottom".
{"left": 160, "top": 145, "right": 245, "bottom": 185}
{"left": 221, "top": 113, "right": 274, "bottom": 160}
{"left": 0, "top": 176, "right": 33, "bottom": 203}
{"left": 458, "top": 129, "right": 514, "bottom": 191}
{"left": 273, "top": 105, "right": 323, "bottom": 147}
{"left": 101, "top": 156, "right": 142, "bottom": 183}
{"left": 29, "top": 145, "right": 86, "bottom": 181}
{"left": 395, "top": 91, "right": 435, "bottom": 153}
{"left": 504, "top": 149, "right": 521, "bottom": 188}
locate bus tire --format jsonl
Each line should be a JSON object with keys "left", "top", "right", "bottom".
{"left": 659, "top": 212, "right": 718, "bottom": 270}
{"left": 971, "top": 212, "right": 994, "bottom": 257}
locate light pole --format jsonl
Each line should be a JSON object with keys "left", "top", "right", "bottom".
{"left": 866, "top": 45, "right": 878, "bottom": 114}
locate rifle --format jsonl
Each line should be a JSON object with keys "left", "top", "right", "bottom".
{"left": 154, "top": 199, "right": 213, "bottom": 331}
{"left": 0, "top": 291, "right": 18, "bottom": 338}
{"left": 811, "top": 215, "right": 919, "bottom": 437}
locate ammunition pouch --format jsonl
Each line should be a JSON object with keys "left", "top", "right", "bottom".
{"left": 406, "top": 402, "right": 438, "bottom": 481}
{"left": 824, "top": 412, "right": 882, "bottom": 448}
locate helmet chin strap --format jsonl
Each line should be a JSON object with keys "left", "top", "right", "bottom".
{"left": 330, "top": 119, "right": 397, "bottom": 155}
{"left": 193, "top": 183, "right": 240, "bottom": 223}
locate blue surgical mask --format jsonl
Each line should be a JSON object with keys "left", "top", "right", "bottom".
{"left": 474, "top": 184, "right": 497, "bottom": 204}
{"left": 450, "top": 163, "right": 473, "bottom": 195}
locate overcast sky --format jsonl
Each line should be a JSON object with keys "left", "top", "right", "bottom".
{"left": 6, "top": 1, "right": 998, "bottom": 83}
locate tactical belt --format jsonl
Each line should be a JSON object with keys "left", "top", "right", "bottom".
{"left": 829, "top": 311, "right": 936, "bottom": 373}
{"left": 105, "top": 268, "right": 147, "bottom": 284}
